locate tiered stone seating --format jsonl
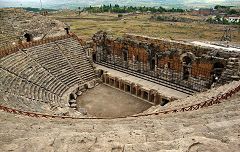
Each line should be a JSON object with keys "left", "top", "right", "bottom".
{"left": 0, "top": 69, "right": 60, "bottom": 105}
{"left": 0, "top": 33, "right": 18, "bottom": 48}
{"left": 0, "top": 51, "right": 68, "bottom": 97}
{"left": 56, "top": 38, "right": 95, "bottom": 82}
{"left": 0, "top": 91, "right": 52, "bottom": 113}
{"left": 0, "top": 37, "right": 96, "bottom": 113}
{"left": 25, "top": 42, "right": 83, "bottom": 87}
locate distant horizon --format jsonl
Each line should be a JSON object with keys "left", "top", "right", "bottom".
{"left": 0, "top": 0, "right": 239, "bottom": 9}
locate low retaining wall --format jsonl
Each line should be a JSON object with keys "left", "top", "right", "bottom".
{"left": 0, "top": 81, "right": 239, "bottom": 119}
{"left": 64, "top": 79, "right": 98, "bottom": 110}
{"left": 0, "top": 33, "right": 84, "bottom": 58}
{"left": 100, "top": 70, "right": 176, "bottom": 106}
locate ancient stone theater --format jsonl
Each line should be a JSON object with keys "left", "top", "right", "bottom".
{"left": 0, "top": 8, "right": 240, "bottom": 151}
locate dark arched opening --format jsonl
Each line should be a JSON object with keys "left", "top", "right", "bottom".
{"left": 123, "top": 51, "right": 128, "bottom": 61}
{"left": 126, "top": 85, "right": 131, "bottom": 92}
{"left": 132, "top": 87, "right": 136, "bottom": 95}
{"left": 150, "top": 59, "right": 155, "bottom": 70}
{"left": 167, "top": 62, "right": 171, "bottom": 68}
{"left": 182, "top": 56, "right": 192, "bottom": 80}
{"left": 143, "top": 91, "right": 148, "bottom": 100}
{"left": 137, "top": 89, "right": 141, "bottom": 97}
{"left": 183, "top": 69, "right": 190, "bottom": 80}
{"left": 136, "top": 55, "right": 139, "bottom": 62}
{"left": 212, "top": 62, "right": 224, "bottom": 83}
{"left": 24, "top": 33, "right": 33, "bottom": 42}
{"left": 69, "top": 93, "right": 75, "bottom": 100}
{"left": 64, "top": 27, "right": 69, "bottom": 34}
{"left": 160, "top": 98, "right": 169, "bottom": 106}
{"left": 150, "top": 94, "right": 155, "bottom": 103}
{"left": 183, "top": 56, "right": 192, "bottom": 65}
{"left": 99, "top": 70, "right": 104, "bottom": 77}
{"left": 92, "top": 53, "right": 97, "bottom": 62}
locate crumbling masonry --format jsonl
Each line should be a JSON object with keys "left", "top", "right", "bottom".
{"left": 92, "top": 31, "right": 240, "bottom": 92}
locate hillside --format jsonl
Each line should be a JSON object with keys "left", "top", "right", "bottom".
{"left": 0, "top": 0, "right": 240, "bottom": 9}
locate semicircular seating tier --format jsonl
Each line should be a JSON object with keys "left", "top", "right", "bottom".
{"left": 0, "top": 37, "right": 95, "bottom": 113}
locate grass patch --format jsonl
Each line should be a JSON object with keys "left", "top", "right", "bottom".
{"left": 49, "top": 12, "right": 240, "bottom": 44}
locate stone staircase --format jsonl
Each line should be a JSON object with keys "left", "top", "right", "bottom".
{"left": 55, "top": 38, "right": 95, "bottom": 82}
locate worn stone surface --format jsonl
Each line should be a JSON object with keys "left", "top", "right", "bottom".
{"left": 0, "top": 92, "right": 239, "bottom": 152}
{"left": 0, "top": 8, "right": 67, "bottom": 48}
{"left": 144, "top": 80, "right": 240, "bottom": 114}
{"left": 0, "top": 9, "right": 240, "bottom": 152}
{"left": 92, "top": 31, "right": 240, "bottom": 89}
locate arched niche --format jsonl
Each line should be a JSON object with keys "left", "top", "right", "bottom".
{"left": 64, "top": 27, "right": 70, "bottom": 34}
{"left": 212, "top": 62, "right": 224, "bottom": 82}
{"left": 180, "top": 52, "right": 196, "bottom": 64}
{"left": 92, "top": 53, "right": 97, "bottom": 62}
{"left": 24, "top": 33, "right": 33, "bottom": 42}
{"left": 181, "top": 52, "right": 196, "bottom": 80}
{"left": 122, "top": 49, "right": 128, "bottom": 61}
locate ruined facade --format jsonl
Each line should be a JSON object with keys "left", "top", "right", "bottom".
{"left": 92, "top": 31, "right": 240, "bottom": 91}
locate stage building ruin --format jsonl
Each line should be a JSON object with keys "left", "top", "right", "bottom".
{"left": 0, "top": 8, "right": 240, "bottom": 151}
{"left": 92, "top": 31, "right": 240, "bottom": 92}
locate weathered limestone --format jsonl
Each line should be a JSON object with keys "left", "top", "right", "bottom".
{"left": 0, "top": 8, "right": 66, "bottom": 48}
{"left": 100, "top": 70, "right": 177, "bottom": 105}
{"left": 0, "top": 37, "right": 96, "bottom": 114}
{"left": 92, "top": 31, "right": 240, "bottom": 91}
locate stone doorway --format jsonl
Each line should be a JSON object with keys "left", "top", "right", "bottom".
{"left": 92, "top": 53, "right": 97, "bottom": 62}
{"left": 123, "top": 51, "right": 128, "bottom": 61}
{"left": 150, "top": 59, "right": 155, "bottom": 71}
{"left": 182, "top": 56, "right": 192, "bottom": 80}
{"left": 212, "top": 62, "right": 224, "bottom": 83}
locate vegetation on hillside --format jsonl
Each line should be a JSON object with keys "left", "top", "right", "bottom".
{"left": 84, "top": 4, "right": 185, "bottom": 13}
{"left": 23, "top": 7, "right": 57, "bottom": 12}
{"left": 151, "top": 15, "right": 198, "bottom": 23}
{"left": 214, "top": 5, "right": 240, "bottom": 15}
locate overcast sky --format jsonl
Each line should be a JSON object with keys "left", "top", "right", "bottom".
{"left": 0, "top": 0, "right": 239, "bottom": 9}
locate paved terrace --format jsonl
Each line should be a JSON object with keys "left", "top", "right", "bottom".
{"left": 125, "top": 33, "right": 240, "bottom": 52}
{"left": 191, "top": 41, "right": 240, "bottom": 52}
{"left": 96, "top": 65, "right": 189, "bottom": 99}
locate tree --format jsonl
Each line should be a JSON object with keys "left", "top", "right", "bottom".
{"left": 78, "top": 7, "right": 81, "bottom": 15}
{"left": 228, "top": 9, "right": 238, "bottom": 15}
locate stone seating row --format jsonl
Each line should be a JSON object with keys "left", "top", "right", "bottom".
{"left": 56, "top": 38, "right": 95, "bottom": 82}
{"left": 0, "top": 69, "right": 61, "bottom": 105}
{"left": 0, "top": 91, "right": 52, "bottom": 113}
{"left": 0, "top": 51, "right": 69, "bottom": 96}
{"left": 0, "top": 37, "right": 96, "bottom": 112}
{"left": 25, "top": 42, "right": 83, "bottom": 87}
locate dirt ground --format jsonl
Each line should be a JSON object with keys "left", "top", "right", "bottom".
{"left": 49, "top": 12, "right": 240, "bottom": 44}
{"left": 77, "top": 84, "right": 152, "bottom": 118}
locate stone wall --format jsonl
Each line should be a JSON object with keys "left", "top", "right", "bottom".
{"left": 96, "top": 69, "right": 176, "bottom": 106}
{"left": 92, "top": 31, "right": 240, "bottom": 90}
